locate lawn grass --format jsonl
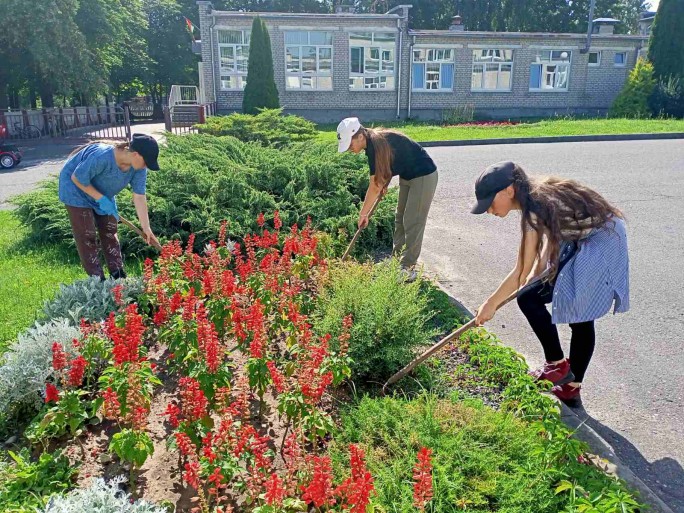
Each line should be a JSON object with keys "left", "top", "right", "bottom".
{"left": 0, "top": 211, "right": 85, "bottom": 350}
{"left": 316, "top": 117, "right": 684, "bottom": 144}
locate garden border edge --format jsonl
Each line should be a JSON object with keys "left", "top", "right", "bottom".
{"left": 419, "top": 132, "right": 684, "bottom": 147}
{"left": 428, "top": 276, "right": 676, "bottom": 513}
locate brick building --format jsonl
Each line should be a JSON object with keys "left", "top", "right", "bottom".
{"left": 196, "top": 1, "right": 648, "bottom": 122}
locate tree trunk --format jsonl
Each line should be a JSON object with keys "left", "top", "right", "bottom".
{"left": 8, "top": 88, "right": 20, "bottom": 110}
{"left": 39, "top": 83, "right": 55, "bottom": 108}
{"left": 29, "top": 89, "right": 37, "bottom": 109}
{"left": 0, "top": 83, "right": 8, "bottom": 111}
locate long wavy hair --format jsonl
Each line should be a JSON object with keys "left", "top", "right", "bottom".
{"left": 513, "top": 164, "right": 623, "bottom": 284}
{"left": 353, "top": 127, "right": 401, "bottom": 187}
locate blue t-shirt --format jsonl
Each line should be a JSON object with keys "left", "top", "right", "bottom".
{"left": 58, "top": 144, "right": 148, "bottom": 209}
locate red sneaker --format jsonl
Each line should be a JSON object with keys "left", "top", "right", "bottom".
{"left": 551, "top": 382, "right": 582, "bottom": 404}
{"left": 528, "top": 359, "right": 574, "bottom": 385}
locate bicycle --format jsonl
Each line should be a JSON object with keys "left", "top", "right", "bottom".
{"left": 13, "top": 121, "right": 41, "bottom": 139}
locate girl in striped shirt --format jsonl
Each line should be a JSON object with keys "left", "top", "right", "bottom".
{"left": 471, "top": 161, "right": 629, "bottom": 404}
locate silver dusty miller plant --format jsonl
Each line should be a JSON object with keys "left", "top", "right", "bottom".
{"left": 42, "top": 276, "right": 144, "bottom": 325}
{"left": 42, "top": 476, "right": 168, "bottom": 513}
{"left": 0, "top": 319, "right": 80, "bottom": 415}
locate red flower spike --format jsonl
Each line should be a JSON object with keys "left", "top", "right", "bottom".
{"left": 52, "top": 342, "right": 67, "bottom": 372}
{"left": 413, "top": 447, "right": 434, "bottom": 511}
{"left": 302, "top": 456, "right": 335, "bottom": 507}
{"left": 45, "top": 383, "right": 59, "bottom": 403}
{"left": 111, "top": 284, "right": 124, "bottom": 306}
{"left": 273, "top": 210, "right": 282, "bottom": 230}
{"left": 102, "top": 387, "right": 121, "bottom": 420}
{"left": 257, "top": 213, "right": 265, "bottom": 227}
{"left": 67, "top": 356, "right": 87, "bottom": 387}
{"left": 264, "top": 473, "right": 286, "bottom": 506}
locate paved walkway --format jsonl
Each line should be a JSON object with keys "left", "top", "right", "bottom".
{"left": 419, "top": 139, "right": 684, "bottom": 511}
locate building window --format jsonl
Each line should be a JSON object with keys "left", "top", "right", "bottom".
{"left": 349, "top": 32, "right": 396, "bottom": 90}
{"left": 284, "top": 31, "right": 333, "bottom": 90}
{"left": 614, "top": 52, "right": 627, "bottom": 66}
{"left": 471, "top": 49, "right": 514, "bottom": 91}
{"left": 588, "top": 51, "right": 601, "bottom": 67}
{"left": 412, "top": 49, "right": 454, "bottom": 91}
{"left": 529, "top": 50, "right": 571, "bottom": 91}
{"left": 218, "top": 29, "right": 250, "bottom": 90}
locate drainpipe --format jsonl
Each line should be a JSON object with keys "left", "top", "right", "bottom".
{"left": 407, "top": 35, "right": 415, "bottom": 118}
{"left": 582, "top": 0, "right": 596, "bottom": 53}
{"left": 396, "top": 17, "right": 403, "bottom": 119}
{"left": 209, "top": 11, "right": 217, "bottom": 103}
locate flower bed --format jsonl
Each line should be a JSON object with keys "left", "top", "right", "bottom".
{"left": 0, "top": 215, "right": 644, "bottom": 513}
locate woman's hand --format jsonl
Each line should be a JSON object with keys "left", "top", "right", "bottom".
{"left": 142, "top": 228, "right": 160, "bottom": 247}
{"left": 357, "top": 215, "right": 369, "bottom": 230}
{"left": 475, "top": 300, "right": 497, "bottom": 326}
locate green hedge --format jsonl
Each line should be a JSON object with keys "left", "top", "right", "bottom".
{"left": 12, "top": 133, "right": 395, "bottom": 257}
{"left": 196, "top": 108, "right": 317, "bottom": 148}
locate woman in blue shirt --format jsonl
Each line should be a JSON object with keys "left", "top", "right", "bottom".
{"left": 470, "top": 161, "right": 629, "bottom": 404}
{"left": 58, "top": 133, "right": 160, "bottom": 279}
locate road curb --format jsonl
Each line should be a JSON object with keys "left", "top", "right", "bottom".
{"left": 420, "top": 132, "right": 684, "bottom": 147}
{"left": 429, "top": 278, "right": 675, "bottom": 513}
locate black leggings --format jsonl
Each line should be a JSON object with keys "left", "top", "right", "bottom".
{"left": 517, "top": 279, "right": 595, "bottom": 383}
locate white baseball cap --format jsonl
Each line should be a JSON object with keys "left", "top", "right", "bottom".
{"left": 336, "top": 117, "right": 362, "bottom": 153}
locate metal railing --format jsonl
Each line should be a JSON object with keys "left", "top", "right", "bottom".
{"left": 0, "top": 106, "right": 131, "bottom": 141}
{"left": 168, "top": 85, "right": 201, "bottom": 107}
{"left": 163, "top": 103, "right": 216, "bottom": 135}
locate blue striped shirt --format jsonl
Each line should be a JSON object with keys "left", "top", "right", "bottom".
{"left": 552, "top": 217, "right": 630, "bottom": 324}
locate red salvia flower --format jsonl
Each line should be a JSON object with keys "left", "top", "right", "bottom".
{"left": 169, "top": 291, "right": 183, "bottom": 313}
{"left": 45, "top": 383, "right": 59, "bottom": 403}
{"left": 257, "top": 212, "right": 265, "bottom": 228}
{"left": 102, "top": 387, "right": 120, "bottom": 419}
{"left": 52, "top": 342, "right": 67, "bottom": 372}
{"left": 179, "top": 377, "right": 208, "bottom": 422}
{"left": 264, "top": 473, "right": 286, "bottom": 506}
{"left": 175, "top": 431, "right": 195, "bottom": 457}
{"left": 67, "top": 356, "right": 87, "bottom": 387}
{"left": 164, "top": 401, "right": 181, "bottom": 428}
{"left": 111, "top": 284, "right": 124, "bottom": 306}
{"left": 196, "top": 305, "right": 221, "bottom": 373}
{"left": 336, "top": 445, "right": 374, "bottom": 513}
{"left": 143, "top": 258, "right": 154, "bottom": 283}
{"left": 183, "top": 460, "right": 201, "bottom": 489}
{"left": 218, "top": 220, "right": 228, "bottom": 247}
{"left": 413, "top": 447, "right": 434, "bottom": 511}
{"left": 266, "top": 360, "right": 286, "bottom": 393}
{"left": 273, "top": 210, "right": 282, "bottom": 230}
{"left": 301, "top": 456, "right": 335, "bottom": 507}
{"left": 107, "top": 305, "right": 145, "bottom": 366}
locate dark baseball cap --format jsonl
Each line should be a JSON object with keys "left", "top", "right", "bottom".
{"left": 129, "top": 133, "right": 160, "bottom": 171}
{"left": 470, "top": 161, "right": 517, "bottom": 214}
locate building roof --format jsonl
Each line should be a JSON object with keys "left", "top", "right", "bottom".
{"left": 408, "top": 29, "right": 647, "bottom": 41}
{"left": 207, "top": 9, "right": 401, "bottom": 20}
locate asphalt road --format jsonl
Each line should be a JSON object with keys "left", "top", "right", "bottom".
{"left": 420, "top": 140, "right": 684, "bottom": 511}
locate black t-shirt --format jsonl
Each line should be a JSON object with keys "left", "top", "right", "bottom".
{"left": 365, "top": 131, "right": 437, "bottom": 181}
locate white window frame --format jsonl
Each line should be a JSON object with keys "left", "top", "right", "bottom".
{"left": 217, "top": 29, "right": 250, "bottom": 91}
{"left": 411, "top": 48, "right": 455, "bottom": 92}
{"left": 588, "top": 51, "right": 602, "bottom": 67}
{"left": 284, "top": 31, "right": 334, "bottom": 91}
{"left": 614, "top": 52, "right": 627, "bottom": 67}
{"left": 529, "top": 50, "right": 572, "bottom": 92}
{"left": 471, "top": 48, "right": 514, "bottom": 92}
{"left": 349, "top": 32, "right": 397, "bottom": 91}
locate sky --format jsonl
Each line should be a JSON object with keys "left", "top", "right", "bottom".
{"left": 647, "top": 0, "right": 659, "bottom": 11}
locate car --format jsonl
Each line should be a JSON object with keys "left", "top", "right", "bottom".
{"left": 0, "top": 142, "right": 22, "bottom": 169}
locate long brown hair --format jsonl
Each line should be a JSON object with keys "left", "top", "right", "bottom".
{"left": 513, "top": 164, "right": 623, "bottom": 284}
{"left": 68, "top": 140, "right": 129, "bottom": 158}
{"left": 354, "top": 127, "right": 401, "bottom": 187}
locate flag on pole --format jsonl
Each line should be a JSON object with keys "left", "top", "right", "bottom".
{"left": 185, "top": 17, "right": 197, "bottom": 41}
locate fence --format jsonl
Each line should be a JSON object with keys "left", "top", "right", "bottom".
{"left": 164, "top": 103, "right": 217, "bottom": 135}
{"left": 0, "top": 106, "right": 131, "bottom": 141}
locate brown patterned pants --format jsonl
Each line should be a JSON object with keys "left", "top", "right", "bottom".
{"left": 66, "top": 206, "right": 125, "bottom": 280}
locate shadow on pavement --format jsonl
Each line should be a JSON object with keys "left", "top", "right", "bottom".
{"left": 571, "top": 403, "right": 683, "bottom": 512}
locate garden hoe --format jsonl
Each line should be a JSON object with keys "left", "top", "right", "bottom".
{"left": 341, "top": 181, "right": 390, "bottom": 261}
{"left": 119, "top": 215, "right": 163, "bottom": 251}
{"left": 382, "top": 271, "right": 550, "bottom": 393}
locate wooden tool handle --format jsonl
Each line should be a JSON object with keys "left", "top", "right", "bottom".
{"left": 341, "top": 182, "right": 389, "bottom": 261}
{"left": 119, "top": 215, "right": 163, "bottom": 251}
{"left": 382, "top": 271, "right": 550, "bottom": 391}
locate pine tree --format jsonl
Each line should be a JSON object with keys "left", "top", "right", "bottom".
{"left": 648, "top": 0, "right": 684, "bottom": 81}
{"left": 243, "top": 17, "right": 279, "bottom": 114}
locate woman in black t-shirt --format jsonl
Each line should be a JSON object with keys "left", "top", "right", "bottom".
{"left": 337, "top": 117, "right": 438, "bottom": 280}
